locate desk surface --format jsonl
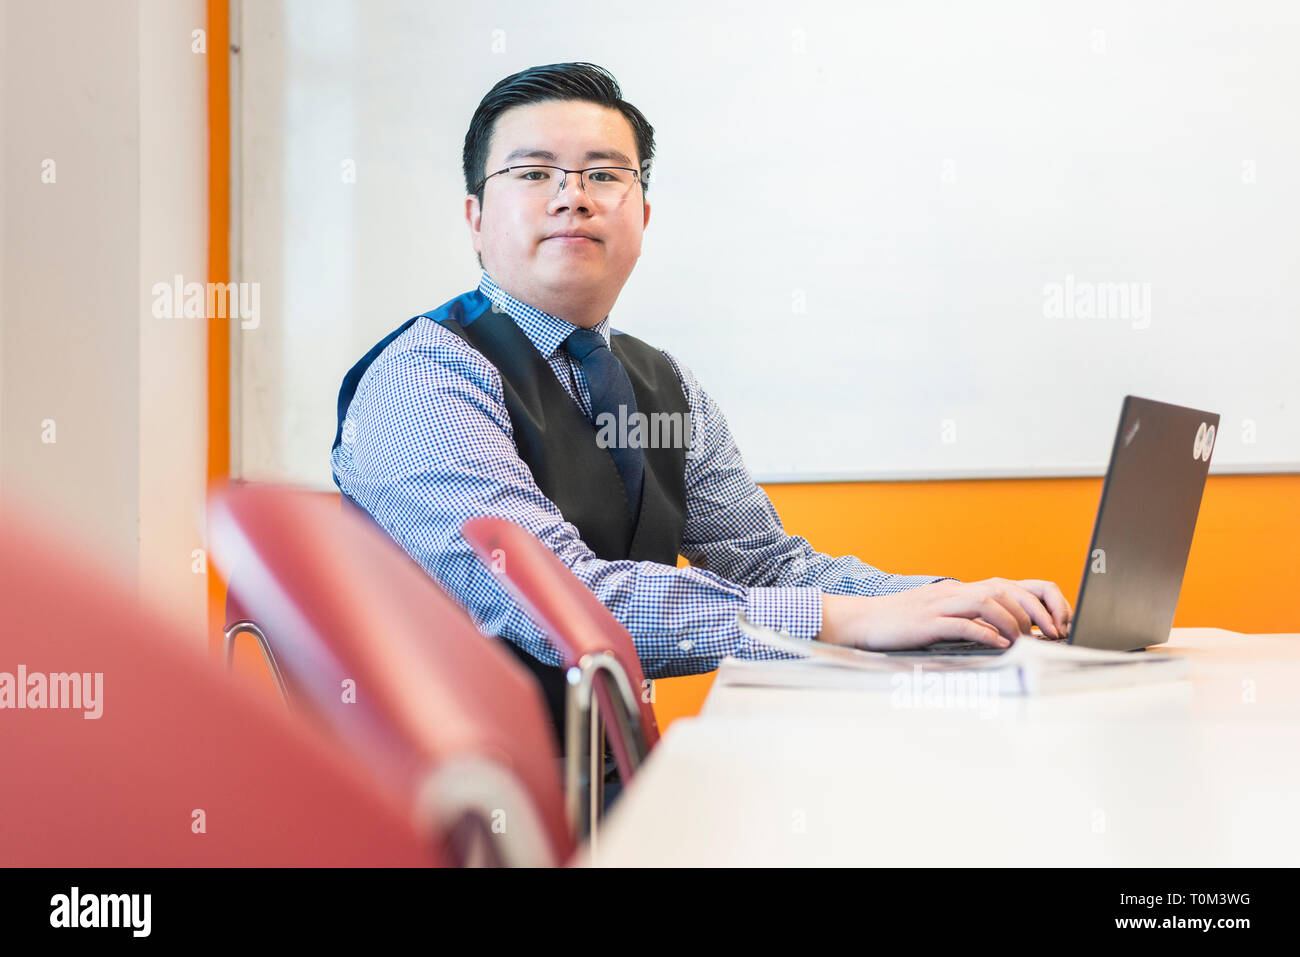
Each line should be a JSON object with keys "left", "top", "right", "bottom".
{"left": 583, "top": 628, "right": 1300, "bottom": 866}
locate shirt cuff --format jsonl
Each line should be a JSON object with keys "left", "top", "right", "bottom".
{"left": 879, "top": 574, "right": 959, "bottom": 591}
{"left": 736, "top": 585, "right": 822, "bottom": 659}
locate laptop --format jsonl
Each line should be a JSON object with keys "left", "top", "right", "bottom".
{"left": 889, "top": 394, "right": 1219, "bottom": 655}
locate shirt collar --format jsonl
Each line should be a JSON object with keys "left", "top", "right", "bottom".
{"left": 478, "top": 270, "right": 611, "bottom": 359}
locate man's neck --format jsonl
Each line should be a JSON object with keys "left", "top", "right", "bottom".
{"left": 489, "top": 276, "right": 612, "bottom": 328}
{"left": 526, "top": 293, "right": 611, "bottom": 329}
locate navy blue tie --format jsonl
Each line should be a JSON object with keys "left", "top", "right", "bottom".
{"left": 562, "top": 327, "right": 644, "bottom": 522}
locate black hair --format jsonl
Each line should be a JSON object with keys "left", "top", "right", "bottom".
{"left": 463, "top": 62, "right": 655, "bottom": 268}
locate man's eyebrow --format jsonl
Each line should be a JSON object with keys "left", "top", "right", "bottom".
{"left": 502, "top": 148, "right": 634, "bottom": 166}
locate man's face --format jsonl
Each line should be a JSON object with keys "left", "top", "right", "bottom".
{"left": 466, "top": 99, "right": 651, "bottom": 325}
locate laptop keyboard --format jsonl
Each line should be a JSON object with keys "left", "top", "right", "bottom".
{"left": 889, "top": 631, "right": 1071, "bottom": 655}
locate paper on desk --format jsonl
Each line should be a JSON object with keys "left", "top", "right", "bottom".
{"left": 726, "top": 614, "right": 1189, "bottom": 694}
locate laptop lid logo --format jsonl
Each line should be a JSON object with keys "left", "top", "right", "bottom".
{"left": 1193, "top": 422, "right": 1216, "bottom": 461}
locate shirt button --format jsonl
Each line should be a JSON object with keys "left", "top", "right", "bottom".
{"left": 678, "top": 639, "right": 694, "bottom": 652}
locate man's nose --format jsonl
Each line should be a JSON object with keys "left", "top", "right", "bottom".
{"left": 550, "top": 170, "right": 591, "bottom": 211}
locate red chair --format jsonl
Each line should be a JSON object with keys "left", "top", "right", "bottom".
{"left": 223, "top": 494, "right": 381, "bottom": 709}
{"left": 0, "top": 498, "right": 439, "bottom": 866}
{"left": 461, "top": 516, "right": 660, "bottom": 841}
{"left": 208, "top": 482, "right": 573, "bottom": 867}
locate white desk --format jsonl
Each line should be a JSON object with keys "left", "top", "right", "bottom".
{"left": 583, "top": 628, "right": 1300, "bottom": 866}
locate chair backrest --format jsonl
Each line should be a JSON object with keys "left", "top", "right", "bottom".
{"left": 207, "top": 481, "right": 573, "bottom": 866}
{"left": 460, "top": 516, "right": 661, "bottom": 784}
{"left": 0, "top": 498, "right": 439, "bottom": 866}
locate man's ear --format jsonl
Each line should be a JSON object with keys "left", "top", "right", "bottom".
{"left": 465, "top": 194, "right": 483, "bottom": 257}
{"left": 642, "top": 197, "right": 651, "bottom": 230}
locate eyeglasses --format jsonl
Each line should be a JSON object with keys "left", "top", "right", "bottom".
{"left": 473, "top": 165, "right": 642, "bottom": 205}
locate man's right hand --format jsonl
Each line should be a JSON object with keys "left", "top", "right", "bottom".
{"left": 818, "top": 578, "right": 1072, "bottom": 652}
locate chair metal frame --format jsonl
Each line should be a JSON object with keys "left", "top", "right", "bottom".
{"left": 415, "top": 756, "right": 558, "bottom": 867}
{"left": 564, "top": 651, "right": 652, "bottom": 848}
{"left": 222, "top": 618, "right": 293, "bottom": 709}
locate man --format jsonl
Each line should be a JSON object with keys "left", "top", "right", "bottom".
{"left": 332, "top": 62, "right": 1072, "bottom": 764}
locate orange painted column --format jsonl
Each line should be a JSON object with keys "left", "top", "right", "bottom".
{"left": 205, "top": 0, "right": 230, "bottom": 667}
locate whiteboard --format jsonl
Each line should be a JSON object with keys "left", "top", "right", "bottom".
{"left": 235, "top": 0, "right": 1300, "bottom": 488}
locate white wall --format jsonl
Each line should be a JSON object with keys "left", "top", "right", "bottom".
{"left": 0, "top": 0, "right": 208, "bottom": 644}
{"left": 138, "top": 0, "right": 209, "bottom": 641}
{"left": 237, "top": 0, "right": 1300, "bottom": 487}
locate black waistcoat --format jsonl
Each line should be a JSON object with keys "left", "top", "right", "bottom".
{"left": 332, "top": 290, "right": 689, "bottom": 754}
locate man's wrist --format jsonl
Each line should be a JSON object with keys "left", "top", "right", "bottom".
{"left": 818, "top": 592, "right": 856, "bottom": 646}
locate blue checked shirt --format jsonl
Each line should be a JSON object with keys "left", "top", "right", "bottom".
{"left": 332, "top": 270, "right": 957, "bottom": 677}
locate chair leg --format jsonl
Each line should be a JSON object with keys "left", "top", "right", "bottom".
{"left": 590, "top": 693, "right": 604, "bottom": 850}
{"left": 565, "top": 675, "right": 592, "bottom": 844}
{"left": 222, "top": 621, "right": 292, "bottom": 710}
{"left": 564, "top": 657, "right": 647, "bottom": 850}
